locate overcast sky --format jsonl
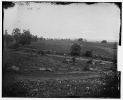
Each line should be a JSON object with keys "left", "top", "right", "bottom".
{"left": 4, "top": 2, "right": 120, "bottom": 42}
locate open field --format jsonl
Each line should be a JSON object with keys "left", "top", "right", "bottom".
{"left": 2, "top": 42, "right": 120, "bottom": 98}
{"left": 25, "top": 40, "right": 117, "bottom": 58}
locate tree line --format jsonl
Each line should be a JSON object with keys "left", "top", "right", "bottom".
{"left": 3, "top": 28, "right": 107, "bottom": 49}
{"left": 3, "top": 28, "right": 38, "bottom": 46}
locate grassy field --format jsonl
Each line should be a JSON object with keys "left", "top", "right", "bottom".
{"left": 24, "top": 40, "right": 117, "bottom": 58}
{"left": 2, "top": 42, "right": 120, "bottom": 98}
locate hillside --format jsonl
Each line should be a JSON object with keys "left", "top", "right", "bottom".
{"left": 25, "top": 40, "right": 117, "bottom": 58}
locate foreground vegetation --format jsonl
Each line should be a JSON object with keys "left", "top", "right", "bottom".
{"left": 3, "top": 71, "right": 119, "bottom": 98}
{"left": 3, "top": 46, "right": 120, "bottom": 98}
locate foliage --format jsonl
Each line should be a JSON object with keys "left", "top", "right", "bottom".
{"left": 12, "top": 28, "right": 37, "bottom": 46}
{"left": 19, "top": 29, "right": 32, "bottom": 45}
{"left": 101, "top": 40, "right": 107, "bottom": 43}
{"left": 4, "top": 30, "right": 13, "bottom": 45}
{"left": 70, "top": 43, "right": 81, "bottom": 56}
{"left": 7, "top": 43, "right": 20, "bottom": 49}
{"left": 3, "top": 48, "right": 119, "bottom": 98}
{"left": 12, "top": 28, "right": 21, "bottom": 44}
{"left": 84, "top": 50, "right": 93, "bottom": 57}
{"left": 39, "top": 36, "right": 45, "bottom": 40}
{"left": 31, "top": 35, "right": 38, "bottom": 42}
{"left": 78, "top": 38, "right": 83, "bottom": 41}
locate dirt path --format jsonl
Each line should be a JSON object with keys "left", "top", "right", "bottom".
{"left": 16, "top": 48, "right": 113, "bottom": 64}
{"left": 46, "top": 54, "right": 113, "bottom": 64}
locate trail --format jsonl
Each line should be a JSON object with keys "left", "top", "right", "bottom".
{"left": 46, "top": 54, "right": 113, "bottom": 64}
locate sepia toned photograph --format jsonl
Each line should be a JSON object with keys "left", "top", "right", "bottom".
{"left": 2, "top": 1, "right": 121, "bottom": 98}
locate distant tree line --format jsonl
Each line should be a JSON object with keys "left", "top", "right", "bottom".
{"left": 38, "top": 37, "right": 88, "bottom": 42}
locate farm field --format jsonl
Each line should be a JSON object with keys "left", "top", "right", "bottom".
{"left": 2, "top": 41, "right": 120, "bottom": 98}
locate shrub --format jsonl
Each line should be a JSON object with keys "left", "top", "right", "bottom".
{"left": 3, "top": 30, "right": 13, "bottom": 45}
{"left": 70, "top": 43, "right": 81, "bottom": 56}
{"left": 78, "top": 38, "right": 83, "bottom": 41}
{"left": 84, "top": 50, "right": 92, "bottom": 57}
{"left": 7, "top": 43, "right": 20, "bottom": 49}
{"left": 12, "top": 28, "right": 21, "bottom": 44}
{"left": 19, "top": 29, "right": 32, "bottom": 45}
{"left": 31, "top": 35, "right": 38, "bottom": 42}
{"left": 12, "top": 28, "right": 33, "bottom": 46}
{"left": 37, "top": 50, "right": 45, "bottom": 55}
{"left": 101, "top": 40, "right": 107, "bottom": 43}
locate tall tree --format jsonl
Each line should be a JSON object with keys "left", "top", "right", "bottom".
{"left": 19, "top": 29, "right": 32, "bottom": 45}
{"left": 12, "top": 28, "right": 21, "bottom": 44}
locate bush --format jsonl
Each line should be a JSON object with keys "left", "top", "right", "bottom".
{"left": 37, "top": 50, "right": 45, "bottom": 55}
{"left": 101, "top": 40, "right": 107, "bottom": 43}
{"left": 4, "top": 34, "right": 13, "bottom": 45}
{"left": 7, "top": 43, "right": 20, "bottom": 49}
{"left": 78, "top": 38, "right": 83, "bottom": 41}
{"left": 70, "top": 43, "right": 81, "bottom": 56}
{"left": 12, "top": 28, "right": 21, "bottom": 44}
{"left": 31, "top": 35, "right": 38, "bottom": 42}
{"left": 19, "top": 30, "right": 32, "bottom": 45}
{"left": 84, "top": 50, "right": 92, "bottom": 57}
{"left": 12, "top": 28, "right": 33, "bottom": 46}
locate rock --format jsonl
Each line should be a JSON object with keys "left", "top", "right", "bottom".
{"left": 39, "top": 67, "right": 53, "bottom": 71}
{"left": 7, "top": 65, "right": 19, "bottom": 71}
{"left": 89, "top": 68, "right": 95, "bottom": 71}
{"left": 46, "top": 68, "right": 53, "bottom": 71}
{"left": 33, "top": 89, "right": 38, "bottom": 91}
{"left": 39, "top": 68, "right": 46, "bottom": 71}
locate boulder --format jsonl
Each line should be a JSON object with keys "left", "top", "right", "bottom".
{"left": 7, "top": 65, "right": 19, "bottom": 71}
{"left": 39, "top": 67, "right": 53, "bottom": 71}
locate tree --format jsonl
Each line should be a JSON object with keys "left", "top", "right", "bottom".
{"left": 4, "top": 30, "right": 13, "bottom": 45}
{"left": 19, "top": 29, "right": 32, "bottom": 45}
{"left": 39, "top": 36, "right": 45, "bottom": 40}
{"left": 70, "top": 43, "right": 81, "bottom": 56}
{"left": 4, "top": 29, "right": 8, "bottom": 35}
{"left": 31, "top": 35, "right": 38, "bottom": 42}
{"left": 78, "top": 38, "right": 83, "bottom": 41}
{"left": 12, "top": 28, "right": 21, "bottom": 44}
{"left": 101, "top": 40, "right": 107, "bottom": 43}
{"left": 84, "top": 50, "right": 93, "bottom": 57}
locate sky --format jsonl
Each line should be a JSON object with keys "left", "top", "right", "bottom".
{"left": 4, "top": 2, "right": 120, "bottom": 42}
